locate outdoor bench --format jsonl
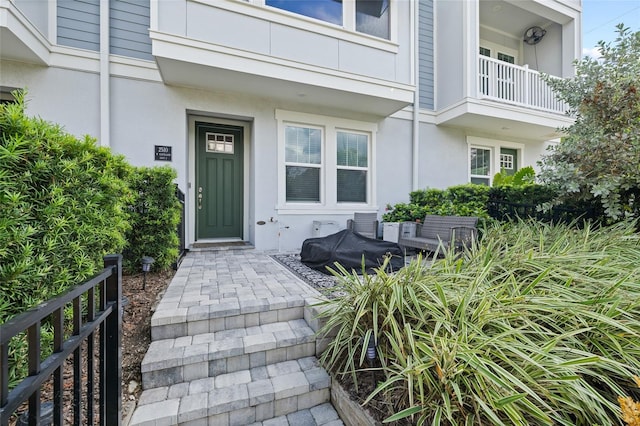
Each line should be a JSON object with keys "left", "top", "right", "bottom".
{"left": 398, "top": 214, "right": 478, "bottom": 255}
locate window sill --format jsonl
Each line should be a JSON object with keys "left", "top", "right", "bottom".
{"left": 276, "top": 205, "right": 379, "bottom": 215}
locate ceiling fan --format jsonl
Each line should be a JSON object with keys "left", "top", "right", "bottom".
{"left": 523, "top": 26, "right": 546, "bottom": 45}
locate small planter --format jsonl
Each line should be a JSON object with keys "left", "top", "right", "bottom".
{"left": 382, "top": 222, "right": 399, "bottom": 243}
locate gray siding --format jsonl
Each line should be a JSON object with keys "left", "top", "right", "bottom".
{"left": 418, "top": 0, "right": 434, "bottom": 110}
{"left": 57, "top": 0, "right": 100, "bottom": 51}
{"left": 110, "top": 0, "right": 152, "bottom": 60}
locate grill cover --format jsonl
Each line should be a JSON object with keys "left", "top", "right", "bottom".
{"left": 300, "top": 229, "right": 404, "bottom": 275}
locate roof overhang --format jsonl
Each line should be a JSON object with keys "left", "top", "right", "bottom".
{"left": 151, "top": 31, "right": 414, "bottom": 118}
{"left": 437, "top": 98, "right": 573, "bottom": 141}
{"left": 0, "top": 1, "right": 49, "bottom": 65}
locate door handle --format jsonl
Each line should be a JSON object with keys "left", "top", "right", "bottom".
{"left": 198, "top": 187, "right": 203, "bottom": 210}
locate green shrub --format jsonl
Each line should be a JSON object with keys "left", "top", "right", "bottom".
{"left": 317, "top": 220, "right": 640, "bottom": 425}
{"left": 384, "top": 185, "right": 490, "bottom": 222}
{"left": 0, "top": 91, "right": 130, "bottom": 387}
{"left": 0, "top": 91, "right": 130, "bottom": 321}
{"left": 487, "top": 184, "right": 603, "bottom": 223}
{"left": 493, "top": 166, "right": 536, "bottom": 187}
{"left": 123, "top": 166, "right": 181, "bottom": 273}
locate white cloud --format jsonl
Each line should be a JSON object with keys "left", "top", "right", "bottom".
{"left": 582, "top": 46, "right": 603, "bottom": 59}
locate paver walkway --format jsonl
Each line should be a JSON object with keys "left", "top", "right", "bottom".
{"left": 129, "top": 248, "right": 345, "bottom": 426}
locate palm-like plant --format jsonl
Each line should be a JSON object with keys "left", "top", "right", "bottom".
{"left": 316, "top": 219, "right": 640, "bottom": 425}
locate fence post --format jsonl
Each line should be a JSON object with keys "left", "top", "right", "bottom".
{"left": 103, "top": 254, "right": 122, "bottom": 426}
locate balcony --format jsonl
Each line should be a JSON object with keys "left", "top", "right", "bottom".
{"left": 150, "top": 0, "right": 414, "bottom": 118}
{"left": 435, "top": 0, "right": 580, "bottom": 140}
{"left": 478, "top": 56, "right": 567, "bottom": 114}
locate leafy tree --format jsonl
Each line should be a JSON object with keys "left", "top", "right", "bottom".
{"left": 539, "top": 24, "right": 640, "bottom": 220}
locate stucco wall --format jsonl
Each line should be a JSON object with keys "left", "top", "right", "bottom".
{"left": 0, "top": 59, "right": 552, "bottom": 253}
{"left": 434, "top": 0, "right": 466, "bottom": 109}
{"left": 522, "top": 22, "right": 563, "bottom": 76}
{"left": 1, "top": 60, "right": 100, "bottom": 139}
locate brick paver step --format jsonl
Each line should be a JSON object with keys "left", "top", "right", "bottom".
{"left": 247, "top": 403, "right": 344, "bottom": 426}
{"left": 130, "top": 357, "right": 334, "bottom": 426}
{"left": 141, "top": 320, "right": 317, "bottom": 389}
{"left": 151, "top": 295, "right": 308, "bottom": 340}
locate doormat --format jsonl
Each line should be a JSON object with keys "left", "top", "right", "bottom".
{"left": 270, "top": 254, "right": 346, "bottom": 299}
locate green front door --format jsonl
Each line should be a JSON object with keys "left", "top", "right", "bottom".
{"left": 196, "top": 122, "right": 243, "bottom": 239}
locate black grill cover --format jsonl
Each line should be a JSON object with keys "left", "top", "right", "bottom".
{"left": 300, "top": 229, "right": 404, "bottom": 275}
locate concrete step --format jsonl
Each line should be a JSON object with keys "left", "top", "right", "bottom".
{"left": 141, "top": 320, "right": 318, "bottom": 389}
{"left": 151, "top": 295, "right": 308, "bottom": 341}
{"left": 130, "top": 357, "right": 340, "bottom": 426}
{"left": 247, "top": 403, "right": 344, "bottom": 426}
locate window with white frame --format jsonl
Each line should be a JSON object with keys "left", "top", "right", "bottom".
{"left": 277, "top": 110, "right": 376, "bottom": 210}
{"left": 265, "top": 0, "right": 390, "bottom": 40}
{"left": 285, "top": 125, "right": 322, "bottom": 202}
{"left": 337, "top": 131, "right": 369, "bottom": 203}
{"left": 470, "top": 147, "right": 492, "bottom": 186}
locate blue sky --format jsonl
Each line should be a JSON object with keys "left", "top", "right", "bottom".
{"left": 582, "top": 0, "right": 640, "bottom": 57}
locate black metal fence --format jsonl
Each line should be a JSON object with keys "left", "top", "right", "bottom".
{"left": 0, "top": 255, "right": 122, "bottom": 426}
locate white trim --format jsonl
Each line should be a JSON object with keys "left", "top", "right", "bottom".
{"left": 99, "top": 0, "right": 110, "bottom": 147}
{"left": 462, "top": 1, "right": 480, "bottom": 97}
{"left": 109, "top": 55, "right": 162, "bottom": 82}
{"left": 275, "top": 109, "right": 377, "bottom": 213}
{"left": 150, "top": 30, "right": 414, "bottom": 99}
{"left": 188, "top": 115, "right": 252, "bottom": 246}
{"left": 46, "top": 46, "right": 162, "bottom": 81}
{"left": 1, "top": 0, "right": 51, "bottom": 64}
{"left": 47, "top": 0, "right": 56, "bottom": 42}
{"left": 468, "top": 145, "right": 493, "bottom": 185}
{"left": 432, "top": 0, "right": 438, "bottom": 111}
{"left": 150, "top": 0, "right": 159, "bottom": 32}
{"left": 412, "top": 0, "right": 419, "bottom": 190}
{"left": 49, "top": 45, "right": 99, "bottom": 71}
{"left": 193, "top": 0, "right": 398, "bottom": 52}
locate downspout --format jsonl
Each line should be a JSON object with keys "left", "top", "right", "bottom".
{"left": 412, "top": 0, "right": 420, "bottom": 191}
{"left": 99, "top": 0, "right": 110, "bottom": 147}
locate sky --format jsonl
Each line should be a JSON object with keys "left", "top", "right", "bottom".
{"left": 582, "top": 0, "right": 640, "bottom": 57}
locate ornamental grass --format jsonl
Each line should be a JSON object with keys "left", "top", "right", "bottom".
{"left": 317, "top": 219, "right": 640, "bottom": 425}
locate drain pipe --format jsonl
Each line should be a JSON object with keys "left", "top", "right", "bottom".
{"left": 412, "top": 0, "right": 420, "bottom": 190}
{"left": 99, "top": 0, "right": 110, "bottom": 147}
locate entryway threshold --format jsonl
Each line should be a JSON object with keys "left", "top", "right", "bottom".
{"left": 189, "top": 241, "right": 254, "bottom": 251}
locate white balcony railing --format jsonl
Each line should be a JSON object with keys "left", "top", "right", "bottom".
{"left": 478, "top": 56, "right": 567, "bottom": 114}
